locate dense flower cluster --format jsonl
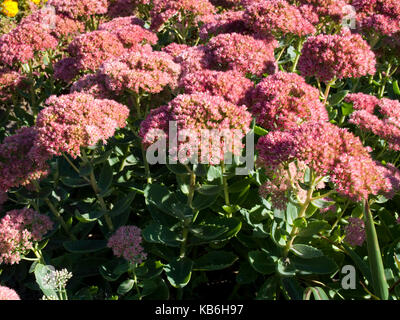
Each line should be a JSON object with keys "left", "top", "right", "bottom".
{"left": 0, "top": 286, "right": 20, "bottom": 300}
{"left": 150, "top": 0, "right": 215, "bottom": 31}
{"left": 53, "top": 57, "right": 80, "bottom": 83}
{"left": 346, "top": 93, "right": 400, "bottom": 151}
{"left": 47, "top": 0, "right": 108, "bottom": 19}
{"left": 250, "top": 72, "right": 328, "bottom": 130}
{"left": 107, "top": 0, "right": 150, "bottom": 18}
{"left": 256, "top": 121, "right": 400, "bottom": 201}
{"left": 140, "top": 93, "right": 252, "bottom": 164}
{"left": 206, "top": 33, "right": 278, "bottom": 76}
{"left": 0, "top": 69, "right": 27, "bottom": 103}
{"left": 173, "top": 45, "right": 212, "bottom": 76}
{"left": 298, "top": 29, "right": 376, "bottom": 82}
{"left": 107, "top": 226, "right": 147, "bottom": 264}
{"left": 34, "top": 93, "right": 129, "bottom": 158}
{"left": 244, "top": 0, "right": 316, "bottom": 37}
{"left": 0, "top": 127, "right": 50, "bottom": 192}
{"left": 179, "top": 69, "right": 253, "bottom": 105}
{"left": 344, "top": 217, "right": 366, "bottom": 246}
{"left": 70, "top": 72, "right": 114, "bottom": 99}
{"left": 296, "top": 0, "right": 350, "bottom": 24}
{"left": 99, "top": 49, "right": 181, "bottom": 95}
{"left": 0, "top": 209, "right": 53, "bottom": 265}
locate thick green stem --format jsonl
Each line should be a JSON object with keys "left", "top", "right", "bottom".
{"left": 131, "top": 264, "right": 142, "bottom": 300}
{"left": 363, "top": 200, "right": 389, "bottom": 300}
{"left": 221, "top": 163, "right": 230, "bottom": 206}
{"left": 291, "top": 38, "right": 304, "bottom": 72}
{"left": 322, "top": 79, "right": 335, "bottom": 105}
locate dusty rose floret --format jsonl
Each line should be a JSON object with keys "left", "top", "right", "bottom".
{"left": 99, "top": 49, "right": 181, "bottom": 95}
{"left": 344, "top": 217, "right": 366, "bottom": 246}
{"left": 107, "top": 225, "right": 147, "bottom": 264}
{"left": 140, "top": 93, "right": 252, "bottom": 165}
{"left": 162, "top": 43, "right": 190, "bottom": 58}
{"left": 150, "top": 0, "right": 215, "bottom": 31}
{"left": 107, "top": 0, "right": 150, "bottom": 18}
{"left": 244, "top": 0, "right": 316, "bottom": 37}
{"left": 0, "top": 286, "right": 20, "bottom": 300}
{"left": 70, "top": 73, "right": 114, "bottom": 99}
{"left": 206, "top": 33, "right": 278, "bottom": 76}
{"left": 174, "top": 45, "right": 212, "bottom": 76}
{"left": 179, "top": 69, "right": 253, "bottom": 105}
{"left": 34, "top": 93, "right": 129, "bottom": 158}
{"left": 198, "top": 11, "right": 250, "bottom": 41}
{"left": 98, "top": 16, "right": 145, "bottom": 30}
{"left": 298, "top": 29, "right": 376, "bottom": 82}
{"left": 0, "top": 69, "right": 27, "bottom": 103}
{"left": 47, "top": 0, "right": 108, "bottom": 19}
{"left": 67, "top": 30, "right": 126, "bottom": 72}
{"left": 0, "top": 208, "right": 53, "bottom": 265}
{"left": 297, "top": 0, "right": 351, "bottom": 24}
{"left": 250, "top": 72, "right": 328, "bottom": 130}
{"left": 53, "top": 57, "right": 80, "bottom": 83}
{"left": 0, "top": 127, "right": 50, "bottom": 193}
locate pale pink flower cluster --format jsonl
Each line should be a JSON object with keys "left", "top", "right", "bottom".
{"left": 244, "top": 0, "right": 316, "bottom": 37}
{"left": 250, "top": 72, "right": 329, "bottom": 130}
{"left": 34, "top": 93, "right": 129, "bottom": 158}
{"left": 344, "top": 217, "right": 366, "bottom": 246}
{"left": 99, "top": 49, "right": 181, "bottom": 95}
{"left": 162, "top": 43, "right": 190, "bottom": 58}
{"left": 352, "top": 0, "right": 400, "bottom": 36}
{"left": 346, "top": 93, "right": 400, "bottom": 151}
{"left": 0, "top": 127, "right": 50, "bottom": 192}
{"left": 0, "top": 208, "right": 53, "bottom": 265}
{"left": 140, "top": 93, "right": 252, "bottom": 164}
{"left": 107, "top": 225, "right": 147, "bottom": 265}
{"left": 0, "top": 286, "right": 20, "bottom": 300}
{"left": 150, "top": 0, "right": 215, "bottom": 31}
{"left": 47, "top": 0, "right": 108, "bottom": 19}
{"left": 179, "top": 69, "right": 253, "bottom": 105}
{"left": 70, "top": 72, "right": 114, "bottom": 99}
{"left": 198, "top": 11, "right": 249, "bottom": 41}
{"left": 0, "top": 69, "right": 27, "bottom": 102}
{"left": 0, "top": 22, "right": 58, "bottom": 66}
{"left": 206, "top": 33, "right": 278, "bottom": 76}
{"left": 298, "top": 29, "right": 376, "bottom": 82}
{"left": 257, "top": 121, "right": 400, "bottom": 201}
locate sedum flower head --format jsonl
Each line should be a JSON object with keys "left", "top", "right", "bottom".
{"left": 47, "top": 0, "right": 108, "bottom": 19}
{"left": 0, "top": 286, "right": 20, "bottom": 300}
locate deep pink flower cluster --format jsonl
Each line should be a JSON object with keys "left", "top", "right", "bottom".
{"left": 107, "top": 0, "right": 150, "bottom": 18}
{"left": 53, "top": 57, "right": 80, "bottom": 83}
{"left": 70, "top": 73, "right": 114, "bottom": 99}
{"left": 0, "top": 128, "right": 50, "bottom": 192}
{"left": 99, "top": 49, "right": 181, "bottom": 95}
{"left": 344, "top": 217, "right": 366, "bottom": 246}
{"left": 173, "top": 45, "right": 212, "bottom": 76}
{"left": 250, "top": 72, "right": 329, "bottom": 130}
{"left": 150, "top": 0, "right": 215, "bottom": 31}
{"left": 257, "top": 121, "right": 400, "bottom": 201}
{"left": 206, "top": 33, "right": 278, "bottom": 76}
{"left": 0, "top": 209, "right": 53, "bottom": 265}
{"left": 0, "top": 22, "right": 58, "bottom": 66}
{"left": 352, "top": 0, "right": 400, "bottom": 36}
{"left": 107, "top": 225, "right": 147, "bottom": 265}
{"left": 244, "top": 0, "right": 316, "bottom": 37}
{"left": 162, "top": 43, "right": 190, "bottom": 58}
{"left": 140, "top": 93, "right": 252, "bottom": 164}
{"left": 179, "top": 69, "right": 253, "bottom": 105}
{"left": 346, "top": 93, "right": 400, "bottom": 151}
{"left": 34, "top": 93, "right": 129, "bottom": 158}
{"left": 296, "top": 0, "right": 351, "bottom": 24}
{"left": 67, "top": 30, "right": 126, "bottom": 72}
{"left": 298, "top": 29, "right": 376, "bottom": 82}
{"left": 0, "top": 69, "right": 27, "bottom": 102}
{"left": 47, "top": 0, "right": 108, "bottom": 19}
{"left": 198, "top": 11, "right": 249, "bottom": 41}
{"left": 98, "top": 16, "right": 145, "bottom": 30}
{"left": 0, "top": 286, "right": 20, "bottom": 300}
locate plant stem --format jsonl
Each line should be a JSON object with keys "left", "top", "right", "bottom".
{"left": 363, "top": 200, "right": 389, "bottom": 300}
{"left": 221, "top": 163, "right": 230, "bottom": 207}
{"left": 323, "top": 79, "right": 335, "bottom": 105}
{"left": 140, "top": 142, "right": 152, "bottom": 184}
{"left": 131, "top": 264, "right": 142, "bottom": 300}
{"left": 290, "top": 38, "right": 304, "bottom": 72}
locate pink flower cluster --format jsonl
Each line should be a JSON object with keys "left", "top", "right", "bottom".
{"left": 250, "top": 72, "right": 328, "bottom": 130}
{"left": 0, "top": 209, "right": 53, "bottom": 265}
{"left": 47, "top": 0, "right": 108, "bottom": 19}
{"left": 298, "top": 29, "right": 376, "bottom": 82}
{"left": 257, "top": 121, "right": 400, "bottom": 201}
{"left": 244, "top": 0, "right": 316, "bottom": 37}
{"left": 346, "top": 93, "right": 400, "bottom": 151}
{"left": 107, "top": 225, "right": 147, "bottom": 265}
{"left": 296, "top": 0, "right": 351, "bottom": 24}
{"left": 198, "top": 11, "right": 249, "bottom": 41}
{"left": 0, "top": 22, "right": 58, "bottom": 66}
{"left": 140, "top": 93, "right": 252, "bottom": 164}
{"left": 206, "top": 33, "right": 278, "bottom": 76}
{"left": 179, "top": 69, "right": 253, "bottom": 105}
{"left": 70, "top": 72, "right": 114, "bottom": 99}
{"left": 344, "top": 217, "right": 366, "bottom": 246}
{"left": 107, "top": 0, "right": 150, "bottom": 18}
{"left": 0, "top": 69, "right": 27, "bottom": 102}
{"left": 53, "top": 57, "right": 80, "bottom": 83}
{"left": 173, "top": 45, "right": 212, "bottom": 76}
{"left": 99, "top": 49, "right": 181, "bottom": 95}
{"left": 0, "top": 286, "right": 20, "bottom": 300}
{"left": 352, "top": 0, "right": 400, "bottom": 36}
{"left": 0, "top": 127, "right": 50, "bottom": 192}
{"left": 150, "top": 0, "right": 215, "bottom": 31}
{"left": 34, "top": 93, "right": 129, "bottom": 158}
